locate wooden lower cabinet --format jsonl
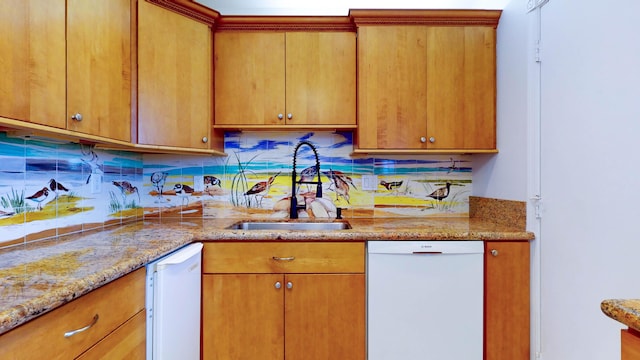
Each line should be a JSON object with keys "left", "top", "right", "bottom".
{"left": 204, "top": 274, "right": 284, "bottom": 359}
{"left": 0, "top": 268, "right": 145, "bottom": 360}
{"left": 484, "top": 241, "right": 530, "bottom": 360}
{"left": 622, "top": 329, "right": 640, "bottom": 360}
{"left": 202, "top": 242, "right": 365, "bottom": 360}
{"left": 284, "top": 274, "right": 365, "bottom": 360}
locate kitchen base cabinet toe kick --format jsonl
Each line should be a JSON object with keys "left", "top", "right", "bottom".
{"left": 201, "top": 242, "right": 366, "bottom": 360}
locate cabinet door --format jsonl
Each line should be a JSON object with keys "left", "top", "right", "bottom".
{"left": 357, "top": 26, "right": 428, "bottom": 149}
{"left": 284, "top": 274, "right": 366, "bottom": 360}
{"left": 622, "top": 329, "right": 640, "bottom": 360}
{"left": 0, "top": 0, "right": 66, "bottom": 128}
{"left": 214, "top": 32, "right": 285, "bottom": 126}
{"left": 285, "top": 32, "right": 356, "bottom": 126}
{"left": 426, "top": 26, "right": 496, "bottom": 149}
{"left": 67, "top": 0, "right": 131, "bottom": 142}
{"left": 202, "top": 274, "right": 284, "bottom": 360}
{"left": 485, "top": 241, "right": 530, "bottom": 360}
{"left": 138, "top": 1, "right": 212, "bottom": 149}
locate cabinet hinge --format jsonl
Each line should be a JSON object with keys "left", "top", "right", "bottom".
{"left": 535, "top": 40, "right": 542, "bottom": 63}
{"left": 530, "top": 195, "right": 542, "bottom": 219}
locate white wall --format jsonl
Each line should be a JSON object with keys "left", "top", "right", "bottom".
{"left": 472, "top": 0, "right": 530, "bottom": 201}
{"left": 477, "top": 0, "right": 640, "bottom": 359}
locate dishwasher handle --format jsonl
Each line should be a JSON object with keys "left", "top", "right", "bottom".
{"left": 412, "top": 251, "right": 443, "bottom": 254}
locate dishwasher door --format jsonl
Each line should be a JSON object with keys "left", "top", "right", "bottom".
{"left": 146, "top": 242, "right": 203, "bottom": 360}
{"left": 367, "top": 241, "right": 484, "bottom": 360}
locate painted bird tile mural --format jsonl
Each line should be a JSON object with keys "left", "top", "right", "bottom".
{"left": 0, "top": 130, "right": 471, "bottom": 246}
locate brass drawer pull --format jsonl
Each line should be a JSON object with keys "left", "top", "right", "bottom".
{"left": 64, "top": 314, "right": 99, "bottom": 338}
{"left": 272, "top": 256, "right": 295, "bottom": 261}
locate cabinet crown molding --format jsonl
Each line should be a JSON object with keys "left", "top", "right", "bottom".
{"left": 349, "top": 9, "right": 501, "bottom": 27}
{"left": 215, "top": 16, "right": 356, "bottom": 32}
{"left": 146, "top": 0, "right": 220, "bottom": 25}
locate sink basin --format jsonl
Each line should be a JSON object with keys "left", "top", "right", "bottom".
{"left": 227, "top": 221, "right": 351, "bottom": 231}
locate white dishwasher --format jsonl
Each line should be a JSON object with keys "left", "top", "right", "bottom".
{"left": 146, "top": 242, "right": 203, "bottom": 360}
{"left": 367, "top": 241, "right": 484, "bottom": 360}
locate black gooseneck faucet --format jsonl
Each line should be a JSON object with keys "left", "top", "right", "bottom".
{"left": 290, "top": 141, "right": 322, "bottom": 219}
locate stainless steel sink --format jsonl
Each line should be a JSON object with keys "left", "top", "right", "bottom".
{"left": 226, "top": 221, "right": 351, "bottom": 231}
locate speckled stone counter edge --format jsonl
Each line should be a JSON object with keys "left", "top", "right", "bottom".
{"left": 601, "top": 299, "right": 640, "bottom": 332}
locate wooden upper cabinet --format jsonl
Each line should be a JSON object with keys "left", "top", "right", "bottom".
{"left": 67, "top": 0, "right": 132, "bottom": 142}
{"left": 285, "top": 32, "right": 356, "bottom": 126}
{"left": 426, "top": 26, "right": 496, "bottom": 150}
{"left": 214, "top": 32, "right": 286, "bottom": 127}
{"left": 0, "top": 0, "right": 66, "bottom": 129}
{"left": 214, "top": 18, "right": 356, "bottom": 128}
{"left": 356, "top": 25, "right": 429, "bottom": 150}
{"left": 137, "top": 0, "right": 214, "bottom": 149}
{"left": 352, "top": 10, "right": 500, "bottom": 153}
{"left": 0, "top": 0, "right": 132, "bottom": 142}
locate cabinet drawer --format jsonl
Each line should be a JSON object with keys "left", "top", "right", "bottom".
{"left": 0, "top": 268, "right": 145, "bottom": 360}
{"left": 203, "top": 242, "right": 365, "bottom": 274}
{"left": 77, "top": 309, "right": 146, "bottom": 360}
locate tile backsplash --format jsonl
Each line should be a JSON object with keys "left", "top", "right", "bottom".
{"left": 0, "top": 131, "right": 471, "bottom": 247}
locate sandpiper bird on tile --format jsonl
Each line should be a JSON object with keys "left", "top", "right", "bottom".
{"left": 323, "top": 169, "right": 352, "bottom": 204}
{"left": 299, "top": 165, "right": 318, "bottom": 183}
{"left": 427, "top": 182, "right": 452, "bottom": 203}
{"left": 150, "top": 172, "right": 168, "bottom": 201}
{"left": 330, "top": 170, "right": 357, "bottom": 190}
{"left": 380, "top": 180, "right": 403, "bottom": 191}
{"left": 173, "top": 184, "right": 195, "bottom": 205}
{"left": 245, "top": 172, "right": 280, "bottom": 207}
{"left": 113, "top": 181, "right": 140, "bottom": 204}
{"left": 204, "top": 176, "right": 221, "bottom": 187}
{"left": 26, "top": 187, "right": 49, "bottom": 210}
{"left": 49, "top": 179, "right": 69, "bottom": 199}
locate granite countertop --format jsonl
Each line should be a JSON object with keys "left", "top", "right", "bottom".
{"left": 0, "top": 216, "right": 534, "bottom": 335}
{"left": 601, "top": 299, "right": 640, "bottom": 332}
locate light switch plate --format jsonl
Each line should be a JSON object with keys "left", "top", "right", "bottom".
{"left": 361, "top": 175, "right": 378, "bottom": 191}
